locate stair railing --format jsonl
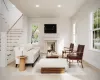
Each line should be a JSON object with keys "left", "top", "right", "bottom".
{"left": 2, "top": 0, "right": 9, "bottom": 11}
{"left": 7, "top": 14, "right": 23, "bottom": 33}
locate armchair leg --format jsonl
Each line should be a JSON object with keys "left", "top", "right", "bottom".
{"left": 15, "top": 64, "right": 18, "bottom": 68}
{"left": 81, "top": 60, "right": 83, "bottom": 68}
{"left": 67, "top": 58, "right": 68, "bottom": 62}
{"left": 32, "top": 64, "right": 34, "bottom": 67}
{"left": 77, "top": 60, "right": 78, "bottom": 63}
{"left": 77, "top": 60, "right": 80, "bottom": 66}
{"left": 69, "top": 60, "right": 71, "bottom": 68}
{"left": 62, "top": 51, "right": 64, "bottom": 58}
{"left": 62, "top": 53, "right": 63, "bottom": 58}
{"left": 67, "top": 56, "right": 69, "bottom": 62}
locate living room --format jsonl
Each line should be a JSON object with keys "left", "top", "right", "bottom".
{"left": 0, "top": 0, "right": 100, "bottom": 80}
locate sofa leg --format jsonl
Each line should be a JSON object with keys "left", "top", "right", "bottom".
{"left": 32, "top": 64, "right": 34, "bottom": 67}
{"left": 15, "top": 64, "right": 18, "bottom": 68}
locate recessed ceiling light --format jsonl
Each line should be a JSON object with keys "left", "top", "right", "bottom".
{"left": 57, "top": 5, "right": 61, "bottom": 8}
{"left": 36, "top": 5, "right": 39, "bottom": 7}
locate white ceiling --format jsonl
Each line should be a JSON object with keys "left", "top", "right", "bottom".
{"left": 10, "top": 0, "right": 87, "bottom": 18}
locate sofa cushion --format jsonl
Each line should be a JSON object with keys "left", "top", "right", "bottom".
{"left": 24, "top": 43, "right": 33, "bottom": 52}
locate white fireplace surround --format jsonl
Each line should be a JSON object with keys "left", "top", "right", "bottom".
{"left": 43, "top": 34, "right": 59, "bottom": 53}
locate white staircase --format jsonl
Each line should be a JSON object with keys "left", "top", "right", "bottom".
{"left": 0, "top": 0, "right": 24, "bottom": 66}
{"left": 7, "top": 29, "right": 23, "bottom": 64}
{"left": 0, "top": 13, "right": 23, "bottom": 64}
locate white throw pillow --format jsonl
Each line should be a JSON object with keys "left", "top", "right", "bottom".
{"left": 32, "top": 42, "right": 39, "bottom": 48}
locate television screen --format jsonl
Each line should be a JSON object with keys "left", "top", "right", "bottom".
{"left": 44, "top": 24, "right": 57, "bottom": 33}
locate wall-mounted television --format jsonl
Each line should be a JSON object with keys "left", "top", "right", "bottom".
{"left": 44, "top": 24, "right": 57, "bottom": 33}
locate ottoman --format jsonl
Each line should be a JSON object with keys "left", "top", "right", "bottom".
{"left": 37, "top": 58, "right": 68, "bottom": 73}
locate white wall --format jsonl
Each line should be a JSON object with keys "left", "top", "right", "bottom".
{"left": 71, "top": 0, "right": 100, "bottom": 69}
{"left": 0, "top": 0, "right": 28, "bottom": 43}
{"left": 0, "top": 17, "right": 1, "bottom": 32}
{"left": 0, "top": 0, "right": 2, "bottom": 32}
{"left": 18, "top": 15, "right": 28, "bottom": 44}
{"left": 0, "top": 0, "right": 1, "bottom": 12}
{"left": 1, "top": 0, "right": 22, "bottom": 32}
{"left": 12, "top": 15, "right": 23, "bottom": 29}
{"left": 23, "top": 15, "right": 28, "bottom": 43}
{"left": 8, "top": 7, "right": 22, "bottom": 29}
{"left": 28, "top": 18, "right": 71, "bottom": 54}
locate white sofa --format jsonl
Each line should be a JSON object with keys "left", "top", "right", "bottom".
{"left": 14, "top": 43, "right": 40, "bottom": 67}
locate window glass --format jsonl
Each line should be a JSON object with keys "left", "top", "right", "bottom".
{"left": 94, "top": 10, "right": 98, "bottom": 18}
{"left": 98, "top": 8, "right": 100, "bottom": 17}
{"left": 31, "top": 25, "right": 39, "bottom": 43}
{"left": 94, "top": 19, "right": 98, "bottom": 29}
{"left": 94, "top": 30, "right": 98, "bottom": 39}
{"left": 98, "top": 18, "right": 100, "bottom": 28}
{"left": 99, "top": 30, "right": 100, "bottom": 38}
{"left": 93, "top": 31, "right": 95, "bottom": 39}
{"left": 93, "top": 40, "right": 95, "bottom": 48}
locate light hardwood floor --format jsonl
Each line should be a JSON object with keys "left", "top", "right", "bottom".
{"left": 68, "top": 61, "right": 100, "bottom": 80}
{"left": 0, "top": 55, "right": 100, "bottom": 80}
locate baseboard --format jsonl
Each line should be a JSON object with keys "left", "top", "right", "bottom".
{"left": 83, "top": 60, "right": 100, "bottom": 71}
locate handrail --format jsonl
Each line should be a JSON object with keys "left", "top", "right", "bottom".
{"left": 7, "top": 14, "right": 23, "bottom": 33}
{"left": 2, "top": 0, "right": 9, "bottom": 11}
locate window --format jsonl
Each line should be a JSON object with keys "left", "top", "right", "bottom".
{"left": 31, "top": 24, "right": 39, "bottom": 43}
{"left": 92, "top": 8, "right": 100, "bottom": 50}
{"left": 73, "top": 23, "right": 77, "bottom": 45}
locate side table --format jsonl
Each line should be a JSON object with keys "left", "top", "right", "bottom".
{"left": 17, "top": 56, "right": 27, "bottom": 71}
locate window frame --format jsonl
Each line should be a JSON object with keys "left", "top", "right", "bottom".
{"left": 90, "top": 8, "right": 100, "bottom": 51}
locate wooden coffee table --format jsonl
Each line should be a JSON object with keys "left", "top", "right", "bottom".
{"left": 46, "top": 55, "right": 59, "bottom": 58}
{"left": 41, "top": 67, "right": 65, "bottom": 73}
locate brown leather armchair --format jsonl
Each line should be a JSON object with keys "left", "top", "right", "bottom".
{"left": 62, "top": 43, "right": 74, "bottom": 58}
{"left": 67, "top": 44, "right": 85, "bottom": 68}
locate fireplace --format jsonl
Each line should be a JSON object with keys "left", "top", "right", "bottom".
{"left": 43, "top": 34, "right": 59, "bottom": 53}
